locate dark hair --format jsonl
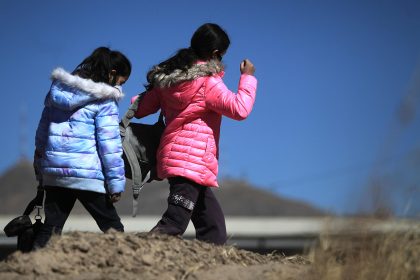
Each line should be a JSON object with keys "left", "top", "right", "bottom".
{"left": 190, "top": 23, "right": 230, "bottom": 60}
{"left": 146, "top": 23, "right": 230, "bottom": 89}
{"left": 73, "top": 47, "right": 131, "bottom": 85}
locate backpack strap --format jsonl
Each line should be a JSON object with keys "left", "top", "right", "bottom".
{"left": 122, "top": 127, "right": 151, "bottom": 217}
{"left": 120, "top": 92, "right": 145, "bottom": 131}
{"left": 120, "top": 93, "right": 159, "bottom": 217}
{"left": 23, "top": 185, "right": 44, "bottom": 218}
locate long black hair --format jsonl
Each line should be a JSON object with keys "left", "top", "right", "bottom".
{"left": 73, "top": 47, "right": 131, "bottom": 85}
{"left": 146, "top": 23, "right": 230, "bottom": 89}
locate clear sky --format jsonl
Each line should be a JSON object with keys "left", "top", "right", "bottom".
{"left": 0, "top": 0, "right": 419, "bottom": 216}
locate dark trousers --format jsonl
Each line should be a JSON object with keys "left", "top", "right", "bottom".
{"left": 151, "top": 177, "right": 227, "bottom": 245}
{"left": 33, "top": 186, "right": 123, "bottom": 249}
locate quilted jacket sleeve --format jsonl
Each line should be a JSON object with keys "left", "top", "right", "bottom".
{"left": 205, "top": 74, "right": 257, "bottom": 120}
{"left": 95, "top": 100, "right": 126, "bottom": 194}
{"left": 34, "top": 106, "right": 50, "bottom": 181}
{"left": 132, "top": 88, "right": 161, "bottom": 118}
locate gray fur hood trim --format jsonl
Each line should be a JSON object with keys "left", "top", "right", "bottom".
{"left": 51, "top": 67, "right": 124, "bottom": 100}
{"left": 150, "top": 59, "right": 224, "bottom": 88}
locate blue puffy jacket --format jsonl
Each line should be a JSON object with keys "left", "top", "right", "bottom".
{"left": 34, "top": 68, "right": 126, "bottom": 194}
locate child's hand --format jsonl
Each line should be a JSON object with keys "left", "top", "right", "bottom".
{"left": 240, "top": 59, "right": 255, "bottom": 75}
{"left": 110, "top": 193, "right": 121, "bottom": 203}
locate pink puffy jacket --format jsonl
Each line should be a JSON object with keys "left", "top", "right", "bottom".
{"left": 132, "top": 61, "right": 257, "bottom": 187}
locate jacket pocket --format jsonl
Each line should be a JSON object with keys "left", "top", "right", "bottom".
{"left": 202, "top": 137, "right": 215, "bottom": 164}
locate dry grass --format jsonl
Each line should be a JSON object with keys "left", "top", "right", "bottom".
{"left": 308, "top": 219, "right": 420, "bottom": 280}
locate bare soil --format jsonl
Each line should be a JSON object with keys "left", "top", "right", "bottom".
{"left": 0, "top": 231, "right": 311, "bottom": 280}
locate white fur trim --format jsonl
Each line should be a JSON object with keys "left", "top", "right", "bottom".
{"left": 51, "top": 68, "right": 124, "bottom": 100}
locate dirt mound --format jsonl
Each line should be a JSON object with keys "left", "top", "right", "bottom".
{"left": 0, "top": 231, "right": 311, "bottom": 280}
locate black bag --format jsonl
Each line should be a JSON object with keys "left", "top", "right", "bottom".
{"left": 3, "top": 186, "right": 44, "bottom": 252}
{"left": 119, "top": 92, "right": 165, "bottom": 217}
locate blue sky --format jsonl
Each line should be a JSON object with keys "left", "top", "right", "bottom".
{"left": 0, "top": 0, "right": 419, "bottom": 216}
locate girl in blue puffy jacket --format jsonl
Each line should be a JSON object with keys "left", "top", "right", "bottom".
{"left": 33, "top": 47, "right": 131, "bottom": 249}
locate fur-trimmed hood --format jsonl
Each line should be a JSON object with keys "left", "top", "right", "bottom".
{"left": 51, "top": 68, "right": 123, "bottom": 99}
{"left": 149, "top": 59, "right": 224, "bottom": 88}
{"left": 46, "top": 68, "right": 123, "bottom": 111}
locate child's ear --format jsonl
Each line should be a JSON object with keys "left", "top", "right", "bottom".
{"left": 109, "top": 70, "right": 117, "bottom": 84}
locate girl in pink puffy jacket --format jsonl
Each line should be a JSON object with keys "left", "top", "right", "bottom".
{"left": 132, "top": 23, "right": 257, "bottom": 245}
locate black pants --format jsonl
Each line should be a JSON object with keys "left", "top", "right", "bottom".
{"left": 151, "top": 177, "right": 227, "bottom": 245}
{"left": 33, "top": 186, "right": 124, "bottom": 249}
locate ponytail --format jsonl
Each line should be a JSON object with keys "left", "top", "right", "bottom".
{"left": 74, "top": 47, "right": 131, "bottom": 85}
{"left": 146, "top": 47, "right": 198, "bottom": 90}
